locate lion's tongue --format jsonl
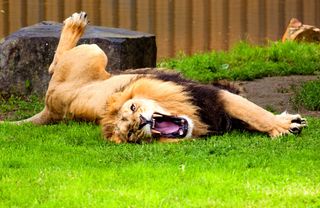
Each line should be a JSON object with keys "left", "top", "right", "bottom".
{"left": 154, "top": 121, "right": 180, "bottom": 134}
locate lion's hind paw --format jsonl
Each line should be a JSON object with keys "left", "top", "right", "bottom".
{"left": 63, "top": 11, "right": 88, "bottom": 28}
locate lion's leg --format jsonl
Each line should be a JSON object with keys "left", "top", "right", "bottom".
{"left": 48, "top": 12, "right": 88, "bottom": 74}
{"left": 219, "top": 90, "right": 307, "bottom": 137}
{"left": 49, "top": 44, "right": 110, "bottom": 84}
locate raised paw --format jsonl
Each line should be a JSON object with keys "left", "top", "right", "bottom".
{"left": 269, "top": 111, "right": 307, "bottom": 138}
{"left": 63, "top": 11, "right": 88, "bottom": 28}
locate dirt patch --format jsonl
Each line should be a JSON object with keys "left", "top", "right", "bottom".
{"left": 237, "top": 75, "right": 320, "bottom": 117}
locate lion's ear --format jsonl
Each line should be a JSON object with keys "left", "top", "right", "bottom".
{"left": 106, "top": 92, "right": 122, "bottom": 116}
{"left": 107, "top": 90, "right": 133, "bottom": 115}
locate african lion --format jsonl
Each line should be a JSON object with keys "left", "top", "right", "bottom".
{"left": 2, "top": 12, "right": 307, "bottom": 143}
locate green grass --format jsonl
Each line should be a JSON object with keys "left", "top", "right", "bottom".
{"left": 1, "top": 41, "right": 320, "bottom": 206}
{"left": 0, "top": 96, "right": 319, "bottom": 207}
{"left": 0, "top": 95, "right": 43, "bottom": 121}
{"left": 1, "top": 120, "right": 320, "bottom": 207}
{"left": 158, "top": 41, "right": 320, "bottom": 82}
{"left": 293, "top": 79, "right": 320, "bottom": 111}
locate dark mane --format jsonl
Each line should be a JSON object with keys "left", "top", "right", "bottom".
{"left": 150, "top": 70, "right": 244, "bottom": 135}
{"left": 122, "top": 68, "right": 245, "bottom": 135}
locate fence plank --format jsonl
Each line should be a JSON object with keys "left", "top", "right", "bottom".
{"left": 247, "top": 1, "right": 259, "bottom": 43}
{"left": 118, "top": 0, "right": 132, "bottom": 29}
{"left": 0, "top": 0, "right": 9, "bottom": 37}
{"left": 81, "top": 0, "right": 100, "bottom": 25}
{"left": 27, "top": 0, "right": 45, "bottom": 26}
{"left": 284, "top": 0, "right": 303, "bottom": 23}
{"left": 45, "top": 0, "right": 64, "bottom": 22}
{"left": 192, "top": 0, "right": 208, "bottom": 53}
{"left": 100, "top": 0, "right": 119, "bottom": 27}
{"left": 228, "top": 0, "right": 247, "bottom": 48}
{"left": 210, "top": 0, "right": 229, "bottom": 50}
{"left": 174, "top": 0, "right": 192, "bottom": 55}
{"left": 266, "top": 0, "right": 282, "bottom": 41}
{"left": 64, "top": 0, "right": 81, "bottom": 18}
{"left": 136, "top": 0, "right": 155, "bottom": 33}
{"left": 9, "top": 0, "right": 25, "bottom": 33}
{"left": 0, "top": 0, "right": 319, "bottom": 58}
{"left": 302, "top": 0, "right": 313, "bottom": 25}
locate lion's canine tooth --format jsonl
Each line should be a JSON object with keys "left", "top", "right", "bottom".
{"left": 179, "top": 129, "right": 184, "bottom": 135}
{"left": 152, "top": 119, "right": 156, "bottom": 128}
{"left": 153, "top": 114, "right": 163, "bottom": 118}
{"left": 151, "top": 129, "right": 161, "bottom": 134}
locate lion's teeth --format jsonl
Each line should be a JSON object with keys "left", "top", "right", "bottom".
{"left": 153, "top": 114, "right": 163, "bottom": 118}
{"left": 151, "top": 129, "right": 161, "bottom": 134}
{"left": 179, "top": 129, "right": 184, "bottom": 135}
{"left": 152, "top": 119, "right": 155, "bottom": 128}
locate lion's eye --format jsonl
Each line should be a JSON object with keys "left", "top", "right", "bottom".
{"left": 130, "top": 104, "right": 136, "bottom": 112}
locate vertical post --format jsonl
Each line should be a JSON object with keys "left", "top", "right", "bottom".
{"left": 259, "top": 0, "right": 266, "bottom": 43}
{"left": 168, "top": 0, "right": 174, "bottom": 57}
{"left": 148, "top": 0, "right": 155, "bottom": 33}
{"left": 278, "top": 0, "right": 285, "bottom": 39}
{"left": 0, "top": 0, "right": 9, "bottom": 37}
{"left": 129, "top": 0, "right": 137, "bottom": 30}
{"left": 315, "top": 0, "right": 320, "bottom": 26}
{"left": 203, "top": 0, "right": 210, "bottom": 51}
{"left": 112, "top": 0, "right": 119, "bottom": 27}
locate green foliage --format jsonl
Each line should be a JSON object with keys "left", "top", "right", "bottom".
{"left": 293, "top": 79, "right": 320, "bottom": 111}
{"left": 158, "top": 41, "right": 320, "bottom": 82}
{"left": 0, "top": 119, "right": 319, "bottom": 207}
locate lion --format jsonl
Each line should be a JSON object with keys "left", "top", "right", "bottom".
{"left": 2, "top": 12, "right": 307, "bottom": 143}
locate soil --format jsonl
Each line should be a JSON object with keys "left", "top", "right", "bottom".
{"left": 237, "top": 75, "right": 320, "bottom": 117}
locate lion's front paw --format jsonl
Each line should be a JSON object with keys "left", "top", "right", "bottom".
{"left": 269, "top": 111, "right": 307, "bottom": 138}
{"left": 63, "top": 11, "right": 88, "bottom": 29}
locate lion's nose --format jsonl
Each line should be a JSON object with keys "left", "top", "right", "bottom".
{"left": 139, "top": 115, "right": 153, "bottom": 130}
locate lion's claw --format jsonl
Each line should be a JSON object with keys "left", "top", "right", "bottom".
{"left": 270, "top": 112, "right": 307, "bottom": 137}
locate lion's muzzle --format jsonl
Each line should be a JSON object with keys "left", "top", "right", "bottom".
{"left": 139, "top": 113, "right": 189, "bottom": 139}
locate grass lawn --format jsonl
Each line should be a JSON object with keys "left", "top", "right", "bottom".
{"left": 158, "top": 41, "right": 320, "bottom": 82}
{"left": 1, "top": 119, "right": 320, "bottom": 207}
{"left": 1, "top": 41, "right": 320, "bottom": 207}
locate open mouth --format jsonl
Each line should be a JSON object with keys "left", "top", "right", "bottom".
{"left": 139, "top": 113, "right": 189, "bottom": 138}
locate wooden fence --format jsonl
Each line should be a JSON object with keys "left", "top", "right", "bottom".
{"left": 0, "top": 0, "right": 319, "bottom": 58}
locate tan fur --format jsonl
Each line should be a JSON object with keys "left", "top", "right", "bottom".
{"left": 101, "top": 78, "right": 208, "bottom": 143}
{"left": 11, "top": 12, "right": 139, "bottom": 125}
{"left": 3, "top": 12, "right": 306, "bottom": 143}
{"left": 219, "top": 90, "right": 305, "bottom": 137}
